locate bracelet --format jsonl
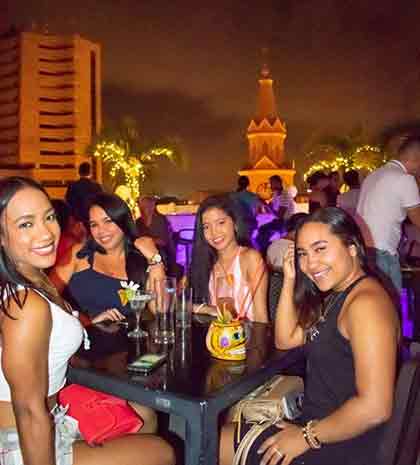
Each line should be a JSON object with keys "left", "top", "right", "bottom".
{"left": 195, "top": 303, "right": 206, "bottom": 313}
{"left": 302, "top": 420, "right": 322, "bottom": 449}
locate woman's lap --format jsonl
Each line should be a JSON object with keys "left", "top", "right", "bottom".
{"left": 233, "top": 421, "right": 372, "bottom": 465}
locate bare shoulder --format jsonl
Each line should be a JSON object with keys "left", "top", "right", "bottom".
{"left": 2, "top": 288, "right": 51, "bottom": 324}
{"left": 240, "top": 247, "right": 264, "bottom": 265}
{"left": 344, "top": 277, "right": 398, "bottom": 325}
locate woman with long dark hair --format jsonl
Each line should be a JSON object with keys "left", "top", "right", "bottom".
{"left": 0, "top": 177, "right": 174, "bottom": 465}
{"left": 220, "top": 207, "right": 399, "bottom": 465}
{"left": 50, "top": 192, "right": 165, "bottom": 323}
{"left": 190, "top": 194, "right": 268, "bottom": 322}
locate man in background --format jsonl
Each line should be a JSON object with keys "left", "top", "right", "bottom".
{"left": 357, "top": 136, "right": 420, "bottom": 295}
{"left": 65, "top": 162, "right": 102, "bottom": 222}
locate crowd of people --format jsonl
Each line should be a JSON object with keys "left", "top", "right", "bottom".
{"left": 1, "top": 135, "right": 420, "bottom": 464}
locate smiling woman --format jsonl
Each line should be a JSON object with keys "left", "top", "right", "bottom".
{"left": 0, "top": 177, "right": 175, "bottom": 465}
{"left": 219, "top": 207, "right": 400, "bottom": 465}
{"left": 190, "top": 194, "right": 268, "bottom": 323}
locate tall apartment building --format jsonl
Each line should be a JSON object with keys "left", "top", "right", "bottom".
{"left": 0, "top": 30, "right": 101, "bottom": 198}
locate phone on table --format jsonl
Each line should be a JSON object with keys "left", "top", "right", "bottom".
{"left": 127, "top": 353, "right": 167, "bottom": 375}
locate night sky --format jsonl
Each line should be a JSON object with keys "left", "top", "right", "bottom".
{"left": 6, "top": 1, "right": 420, "bottom": 197}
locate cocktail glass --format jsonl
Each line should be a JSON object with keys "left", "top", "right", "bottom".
{"left": 128, "top": 291, "right": 153, "bottom": 339}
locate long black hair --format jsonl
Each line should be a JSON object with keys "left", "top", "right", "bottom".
{"left": 189, "top": 194, "right": 251, "bottom": 303}
{"left": 78, "top": 192, "right": 147, "bottom": 286}
{"left": 0, "top": 177, "right": 56, "bottom": 317}
{"left": 294, "top": 207, "right": 369, "bottom": 329}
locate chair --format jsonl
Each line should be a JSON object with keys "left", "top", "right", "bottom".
{"left": 267, "top": 270, "right": 284, "bottom": 322}
{"left": 378, "top": 356, "right": 420, "bottom": 465}
{"left": 173, "top": 228, "right": 195, "bottom": 274}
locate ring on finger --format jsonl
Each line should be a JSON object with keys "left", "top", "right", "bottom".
{"left": 274, "top": 448, "right": 284, "bottom": 458}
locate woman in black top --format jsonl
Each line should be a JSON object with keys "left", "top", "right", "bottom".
{"left": 220, "top": 207, "right": 399, "bottom": 465}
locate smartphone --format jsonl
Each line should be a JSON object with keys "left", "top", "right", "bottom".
{"left": 127, "top": 353, "right": 167, "bottom": 374}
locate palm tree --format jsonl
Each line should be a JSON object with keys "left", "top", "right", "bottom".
{"left": 90, "top": 116, "right": 186, "bottom": 209}
{"left": 303, "top": 127, "right": 388, "bottom": 180}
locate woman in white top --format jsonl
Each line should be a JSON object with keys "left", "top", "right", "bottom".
{"left": 0, "top": 177, "right": 174, "bottom": 465}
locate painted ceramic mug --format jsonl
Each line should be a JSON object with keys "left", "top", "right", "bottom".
{"left": 205, "top": 320, "right": 247, "bottom": 361}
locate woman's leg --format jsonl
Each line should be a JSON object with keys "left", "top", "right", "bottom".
{"left": 219, "top": 423, "right": 235, "bottom": 465}
{"left": 73, "top": 434, "right": 175, "bottom": 465}
{"left": 129, "top": 402, "right": 158, "bottom": 434}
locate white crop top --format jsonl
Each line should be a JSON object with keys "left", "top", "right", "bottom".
{"left": 0, "top": 287, "right": 84, "bottom": 401}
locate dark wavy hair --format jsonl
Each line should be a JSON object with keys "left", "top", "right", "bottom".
{"left": 189, "top": 194, "right": 250, "bottom": 303}
{"left": 78, "top": 192, "right": 147, "bottom": 286}
{"left": 0, "top": 177, "right": 55, "bottom": 317}
{"left": 294, "top": 207, "right": 369, "bottom": 329}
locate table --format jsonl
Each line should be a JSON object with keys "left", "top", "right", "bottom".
{"left": 68, "top": 318, "right": 304, "bottom": 465}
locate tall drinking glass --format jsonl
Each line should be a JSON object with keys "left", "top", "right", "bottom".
{"left": 128, "top": 290, "right": 153, "bottom": 339}
{"left": 153, "top": 277, "right": 176, "bottom": 344}
{"left": 215, "top": 273, "right": 236, "bottom": 319}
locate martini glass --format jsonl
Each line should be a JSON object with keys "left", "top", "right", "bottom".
{"left": 128, "top": 291, "right": 153, "bottom": 339}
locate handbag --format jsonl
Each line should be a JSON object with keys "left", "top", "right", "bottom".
{"left": 58, "top": 384, "right": 143, "bottom": 445}
{"left": 231, "top": 375, "right": 304, "bottom": 465}
{"left": 228, "top": 374, "right": 304, "bottom": 423}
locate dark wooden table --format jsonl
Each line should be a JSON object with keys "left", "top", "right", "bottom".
{"left": 68, "top": 317, "right": 304, "bottom": 465}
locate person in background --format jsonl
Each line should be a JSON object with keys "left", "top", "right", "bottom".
{"left": 337, "top": 170, "right": 360, "bottom": 217}
{"left": 0, "top": 177, "right": 175, "bottom": 465}
{"left": 306, "top": 171, "right": 330, "bottom": 213}
{"left": 326, "top": 171, "right": 341, "bottom": 205}
{"left": 256, "top": 175, "right": 294, "bottom": 255}
{"left": 190, "top": 194, "right": 268, "bottom": 322}
{"left": 231, "top": 175, "right": 266, "bottom": 218}
{"left": 136, "top": 196, "right": 179, "bottom": 278}
{"left": 266, "top": 213, "right": 308, "bottom": 271}
{"left": 220, "top": 207, "right": 399, "bottom": 465}
{"left": 65, "top": 162, "right": 102, "bottom": 223}
{"left": 357, "top": 136, "right": 420, "bottom": 295}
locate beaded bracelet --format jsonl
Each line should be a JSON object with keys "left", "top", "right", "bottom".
{"left": 302, "top": 420, "right": 322, "bottom": 449}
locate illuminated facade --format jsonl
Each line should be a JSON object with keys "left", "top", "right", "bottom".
{"left": 0, "top": 30, "right": 101, "bottom": 198}
{"left": 239, "top": 63, "right": 295, "bottom": 198}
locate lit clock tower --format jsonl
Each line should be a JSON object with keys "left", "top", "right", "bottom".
{"left": 239, "top": 62, "right": 295, "bottom": 199}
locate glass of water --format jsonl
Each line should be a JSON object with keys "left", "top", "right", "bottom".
{"left": 128, "top": 290, "right": 153, "bottom": 339}
{"left": 153, "top": 277, "right": 176, "bottom": 344}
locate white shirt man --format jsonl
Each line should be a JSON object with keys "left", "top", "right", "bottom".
{"left": 357, "top": 139, "right": 420, "bottom": 293}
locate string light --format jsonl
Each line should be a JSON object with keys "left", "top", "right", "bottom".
{"left": 93, "top": 141, "right": 174, "bottom": 210}
{"left": 303, "top": 144, "right": 387, "bottom": 180}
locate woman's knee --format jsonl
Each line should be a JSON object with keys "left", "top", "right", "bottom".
{"left": 129, "top": 402, "right": 158, "bottom": 433}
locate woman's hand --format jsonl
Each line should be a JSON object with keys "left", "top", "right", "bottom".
{"left": 147, "top": 263, "right": 166, "bottom": 292}
{"left": 258, "top": 422, "right": 309, "bottom": 465}
{"left": 282, "top": 244, "right": 296, "bottom": 283}
{"left": 91, "top": 308, "right": 125, "bottom": 324}
{"left": 193, "top": 303, "right": 218, "bottom": 316}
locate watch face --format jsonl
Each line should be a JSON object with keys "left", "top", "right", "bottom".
{"left": 151, "top": 253, "right": 162, "bottom": 264}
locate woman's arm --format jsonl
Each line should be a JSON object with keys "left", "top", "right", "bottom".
{"left": 1, "top": 290, "right": 55, "bottom": 465}
{"left": 275, "top": 244, "right": 305, "bottom": 349}
{"left": 134, "top": 237, "right": 166, "bottom": 287}
{"left": 243, "top": 249, "right": 268, "bottom": 323}
{"left": 49, "top": 243, "right": 81, "bottom": 294}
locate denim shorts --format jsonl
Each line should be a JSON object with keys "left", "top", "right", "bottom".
{"left": 0, "top": 405, "right": 81, "bottom": 465}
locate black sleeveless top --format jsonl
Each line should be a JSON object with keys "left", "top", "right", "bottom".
{"left": 300, "top": 275, "right": 386, "bottom": 465}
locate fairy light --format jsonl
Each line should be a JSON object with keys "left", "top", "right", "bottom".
{"left": 93, "top": 141, "right": 174, "bottom": 210}
{"left": 303, "top": 144, "right": 387, "bottom": 180}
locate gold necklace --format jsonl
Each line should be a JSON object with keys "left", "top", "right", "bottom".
{"left": 319, "top": 292, "right": 342, "bottom": 323}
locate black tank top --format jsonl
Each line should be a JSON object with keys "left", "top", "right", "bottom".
{"left": 301, "top": 275, "right": 385, "bottom": 465}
